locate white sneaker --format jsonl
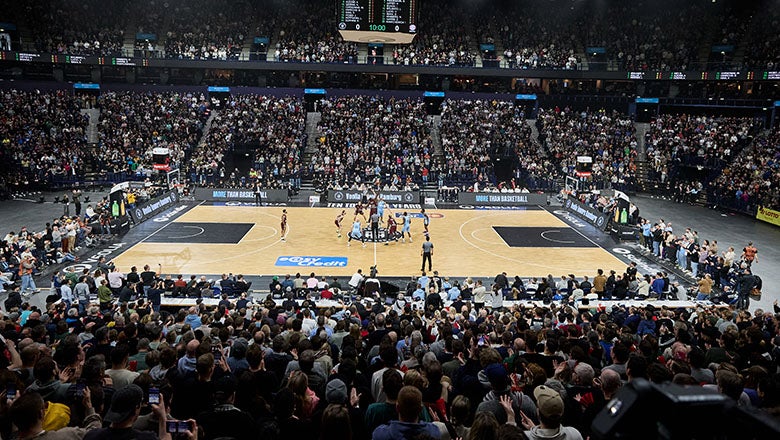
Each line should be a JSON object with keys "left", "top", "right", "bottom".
{"left": 401, "top": 238, "right": 405, "bottom": 243}
{"left": 347, "top": 242, "right": 351, "bottom": 246}
{"left": 409, "top": 238, "right": 413, "bottom": 242}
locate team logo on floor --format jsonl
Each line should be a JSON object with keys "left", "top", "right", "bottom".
{"left": 275, "top": 256, "right": 348, "bottom": 267}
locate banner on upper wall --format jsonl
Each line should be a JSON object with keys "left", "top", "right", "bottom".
{"left": 563, "top": 196, "right": 610, "bottom": 231}
{"left": 756, "top": 206, "right": 780, "bottom": 227}
{"left": 192, "top": 187, "right": 288, "bottom": 202}
{"left": 327, "top": 190, "right": 419, "bottom": 204}
{"left": 128, "top": 190, "right": 180, "bottom": 224}
{"left": 457, "top": 192, "right": 547, "bottom": 206}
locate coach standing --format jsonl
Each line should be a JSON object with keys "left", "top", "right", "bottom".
{"left": 421, "top": 236, "right": 433, "bottom": 272}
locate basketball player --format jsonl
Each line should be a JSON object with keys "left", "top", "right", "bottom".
{"left": 334, "top": 210, "right": 346, "bottom": 237}
{"left": 280, "top": 209, "right": 288, "bottom": 241}
{"left": 421, "top": 208, "right": 430, "bottom": 236}
{"left": 348, "top": 217, "right": 366, "bottom": 247}
{"left": 377, "top": 198, "right": 387, "bottom": 223}
{"left": 401, "top": 211, "right": 412, "bottom": 243}
{"left": 386, "top": 213, "right": 398, "bottom": 245}
{"left": 354, "top": 201, "right": 366, "bottom": 221}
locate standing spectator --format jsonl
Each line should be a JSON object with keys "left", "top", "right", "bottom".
{"left": 520, "top": 385, "right": 583, "bottom": 440}
{"left": 371, "top": 386, "right": 441, "bottom": 440}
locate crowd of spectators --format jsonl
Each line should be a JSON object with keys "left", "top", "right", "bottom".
{"left": 189, "top": 95, "right": 306, "bottom": 189}
{"left": 8, "top": 0, "right": 780, "bottom": 70}
{"left": 274, "top": 1, "right": 358, "bottom": 64}
{"left": 538, "top": 107, "right": 638, "bottom": 191}
{"left": 27, "top": 0, "right": 127, "bottom": 57}
{"left": 392, "top": 1, "right": 476, "bottom": 67}
{"left": 0, "top": 90, "right": 90, "bottom": 189}
{"left": 741, "top": 7, "right": 780, "bottom": 70}
{"left": 474, "top": 3, "right": 580, "bottom": 70}
{"left": 644, "top": 114, "right": 761, "bottom": 206}
{"left": 582, "top": 0, "right": 708, "bottom": 71}
{"left": 311, "top": 96, "right": 435, "bottom": 187}
{"left": 0, "top": 255, "right": 777, "bottom": 440}
{"left": 0, "top": 189, "right": 128, "bottom": 295}
{"left": 163, "top": 0, "right": 254, "bottom": 60}
{"left": 438, "top": 99, "right": 536, "bottom": 188}
{"left": 97, "top": 91, "right": 210, "bottom": 176}
{"left": 708, "top": 128, "right": 780, "bottom": 212}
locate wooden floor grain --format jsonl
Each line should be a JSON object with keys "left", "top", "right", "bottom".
{"left": 110, "top": 206, "right": 626, "bottom": 278}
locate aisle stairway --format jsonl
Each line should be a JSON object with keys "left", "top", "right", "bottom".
{"left": 527, "top": 119, "right": 539, "bottom": 144}
{"left": 634, "top": 122, "right": 650, "bottom": 160}
{"left": 303, "top": 112, "right": 322, "bottom": 163}
{"left": 195, "top": 110, "right": 218, "bottom": 150}
{"left": 81, "top": 108, "right": 101, "bottom": 144}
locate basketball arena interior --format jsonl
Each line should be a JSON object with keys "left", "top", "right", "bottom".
{"left": 0, "top": 1, "right": 779, "bottom": 439}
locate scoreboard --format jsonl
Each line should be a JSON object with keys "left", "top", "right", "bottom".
{"left": 338, "top": 0, "right": 418, "bottom": 44}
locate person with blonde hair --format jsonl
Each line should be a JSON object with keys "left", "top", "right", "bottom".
{"left": 288, "top": 370, "right": 319, "bottom": 419}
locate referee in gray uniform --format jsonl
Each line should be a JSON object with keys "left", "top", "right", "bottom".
{"left": 421, "top": 235, "right": 433, "bottom": 272}
{"left": 370, "top": 212, "right": 381, "bottom": 241}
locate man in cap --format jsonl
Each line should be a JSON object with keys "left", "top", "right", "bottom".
{"left": 520, "top": 385, "right": 583, "bottom": 440}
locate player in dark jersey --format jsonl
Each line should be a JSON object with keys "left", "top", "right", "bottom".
{"left": 354, "top": 202, "right": 366, "bottom": 221}
{"left": 335, "top": 210, "right": 346, "bottom": 237}
{"left": 280, "top": 209, "right": 288, "bottom": 241}
{"left": 386, "top": 214, "right": 398, "bottom": 245}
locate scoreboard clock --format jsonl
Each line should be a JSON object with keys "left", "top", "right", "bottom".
{"left": 338, "top": 0, "right": 418, "bottom": 44}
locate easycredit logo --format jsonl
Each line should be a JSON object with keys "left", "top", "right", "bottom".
{"left": 275, "top": 256, "right": 348, "bottom": 267}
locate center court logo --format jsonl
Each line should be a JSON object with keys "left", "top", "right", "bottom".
{"left": 276, "top": 256, "right": 348, "bottom": 267}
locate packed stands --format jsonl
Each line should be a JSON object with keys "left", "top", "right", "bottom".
{"left": 582, "top": 0, "right": 708, "bottom": 71}
{"left": 439, "top": 99, "right": 540, "bottom": 188}
{"left": 164, "top": 0, "right": 254, "bottom": 60}
{"left": 742, "top": 6, "right": 780, "bottom": 70}
{"left": 538, "top": 108, "right": 638, "bottom": 191}
{"left": 189, "top": 95, "right": 306, "bottom": 189}
{"left": 273, "top": 0, "right": 357, "bottom": 63}
{"left": 312, "top": 96, "right": 433, "bottom": 187}
{"left": 476, "top": 2, "right": 581, "bottom": 70}
{"left": 392, "top": 0, "right": 476, "bottom": 67}
{"left": 644, "top": 115, "right": 762, "bottom": 192}
{"left": 0, "top": 89, "right": 89, "bottom": 188}
{"left": 27, "top": 0, "right": 127, "bottom": 57}
{"left": 97, "top": 91, "right": 210, "bottom": 175}
{"left": 709, "top": 128, "right": 780, "bottom": 212}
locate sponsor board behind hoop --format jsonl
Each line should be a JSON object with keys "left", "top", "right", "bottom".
{"left": 327, "top": 190, "right": 418, "bottom": 203}
{"left": 563, "top": 196, "right": 609, "bottom": 231}
{"left": 457, "top": 192, "right": 547, "bottom": 206}
{"left": 275, "top": 256, "right": 348, "bottom": 267}
{"left": 756, "top": 206, "right": 780, "bottom": 227}
{"left": 129, "top": 190, "right": 179, "bottom": 224}
{"left": 64, "top": 242, "right": 126, "bottom": 273}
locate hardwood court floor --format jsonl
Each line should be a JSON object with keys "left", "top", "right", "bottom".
{"left": 111, "top": 206, "right": 626, "bottom": 278}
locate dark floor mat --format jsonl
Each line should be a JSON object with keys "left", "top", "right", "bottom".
{"left": 146, "top": 222, "right": 254, "bottom": 244}
{"left": 492, "top": 226, "right": 597, "bottom": 248}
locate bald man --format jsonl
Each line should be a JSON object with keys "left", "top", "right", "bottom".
{"left": 177, "top": 339, "right": 200, "bottom": 375}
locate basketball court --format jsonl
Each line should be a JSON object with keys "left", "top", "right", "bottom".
{"left": 110, "top": 204, "right": 626, "bottom": 278}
